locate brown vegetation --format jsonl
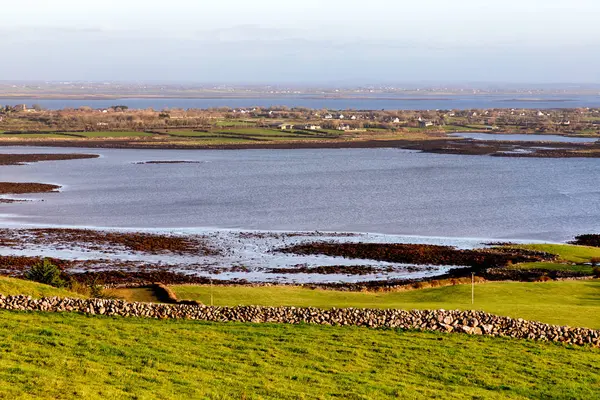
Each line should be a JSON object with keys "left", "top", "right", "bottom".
{"left": 0, "top": 182, "right": 61, "bottom": 195}
{"left": 0, "top": 153, "right": 99, "bottom": 165}
{"left": 279, "top": 243, "right": 555, "bottom": 271}
{"left": 0, "top": 229, "right": 217, "bottom": 256}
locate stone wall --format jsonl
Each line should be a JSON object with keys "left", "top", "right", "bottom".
{"left": 0, "top": 294, "right": 598, "bottom": 347}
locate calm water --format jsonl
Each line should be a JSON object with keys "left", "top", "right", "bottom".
{"left": 451, "top": 133, "right": 599, "bottom": 143}
{"left": 2, "top": 94, "right": 600, "bottom": 110}
{"left": 1, "top": 147, "right": 599, "bottom": 242}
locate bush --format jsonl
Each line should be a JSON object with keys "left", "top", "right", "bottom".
{"left": 25, "top": 258, "right": 65, "bottom": 288}
{"left": 69, "top": 276, "right": 120, "bottom": 299}
{"left": 593, "top": 267, "right": 600, "bottom": 278}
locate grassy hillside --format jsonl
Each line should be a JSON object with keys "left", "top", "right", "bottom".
{"left": 0, "top": 310, "right": 598, "bottom": 399}
{"left": 171, "top": 281, "right": 600, "bottom": 329}
{"left": 0, "top": 276, "right": 86, "bottom": 299}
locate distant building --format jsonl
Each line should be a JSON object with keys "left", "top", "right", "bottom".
{"left": 337, "top": 124, "right": 352, "bottom": 131}
{"left": 277, "top": 123, "right": 294, "bottom": 130}
{"left": 302, "top": 124, "right": 321, "bottom": 130}
{"left": 418, "top": 120, "right": 434, "bottom": 128}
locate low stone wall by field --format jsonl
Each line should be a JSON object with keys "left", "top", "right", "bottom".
{"left": 0, "top": 294, "right": 598, "bottom": 347}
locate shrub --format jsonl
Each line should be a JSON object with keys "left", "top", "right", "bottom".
{"left": 25, "top": 258, "right": 65, "bottom": 288}
{"left": 80, "top": 276, "right": 120, "bottom": 299}
{"left": 593, "top": 267, "right": 600, "bottom": 278}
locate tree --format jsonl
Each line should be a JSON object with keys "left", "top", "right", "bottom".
{"left": 25, "top": 258, "right": 65, "bottom": 288}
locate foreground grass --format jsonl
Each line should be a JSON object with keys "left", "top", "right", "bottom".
{"left": 0, "top": 311, "right": 598, "bottom": 399}
{"left": 172, "top": 281, "right": 600, "bottom": 329}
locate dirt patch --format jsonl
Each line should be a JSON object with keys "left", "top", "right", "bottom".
{"left": 0, "top": 182, "right": 61, "bottom": 195}
{"left": 0, "top": 153, "right": 99, "bottom": 165}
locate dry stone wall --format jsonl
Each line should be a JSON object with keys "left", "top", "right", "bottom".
{"left": 0, "top": 294, "right": 598, "bottom": 347}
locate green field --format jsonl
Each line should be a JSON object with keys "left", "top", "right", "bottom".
{"left": 0, "top": 131, "right": 152, "bottom": 139}
{"left": 170, "top": 281, "right": 600, "bottom": 329}
{"left": 74, "top": 131, "right": 154, "bottom": 138}
{"left": 511, "top": 262, "right": 595, "bottom": 274}
{"left": 500, "top": 243, "right": 600, "bottom": 275}
{"left": 1, "top": 277, "right": 599, "bottom": 398}
{"left": 0, "top": 310, "right": 598, "bottom": 399}
{"left": 0, "top": 133, "right": 72, "bottom": 139}
{"left": 0, "top": 276, "right": 85, "bottom": 299}
{"left": 512, "top": 244, "right": 600, "bottom": 264}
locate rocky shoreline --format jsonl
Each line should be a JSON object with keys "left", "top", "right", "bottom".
{"left": 1, "top": 294, "right": 598, "bottom": 347}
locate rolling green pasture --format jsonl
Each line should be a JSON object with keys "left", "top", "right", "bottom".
{"left": 0, "top": 277, "right": 599, "bottom": 398}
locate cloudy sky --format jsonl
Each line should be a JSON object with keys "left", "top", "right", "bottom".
{"left": 1, "top": 0, "right": 599, "bottom": 83}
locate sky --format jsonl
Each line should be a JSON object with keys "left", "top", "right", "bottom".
{"left": 1, "top": 0, "right": 599, "bottom": 84}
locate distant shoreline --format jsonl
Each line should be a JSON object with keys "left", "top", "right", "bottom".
{"left": 0, "top": 137, "right": 598, "bottom": 158}
{"left": 0, "top": 94, "right": 457, "bottom": 101}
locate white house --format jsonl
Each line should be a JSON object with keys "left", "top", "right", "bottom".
{"left": 303, "top": 124, "right": 321, "bottom": 130}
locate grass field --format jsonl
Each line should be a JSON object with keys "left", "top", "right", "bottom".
{"left": 511, "top": 244, "right": 600, "bottom": 264}
{"left": 1, "top": 277, "right": 599, "bottom": 398}
{"left": 169, "top": 281, "right": 600, "bottom": 329}
{"left": 511, "top": 262, "right": 595, "bottom": 274}
{"left": 75, "top": 132, "right": 154, "bottom": 138}
{"left": 0, "top": 277, "right": 85, "bottom": 299}
{"left": 0, "top": 131, "right": 152, "bottom": 139}
{"left": 0, "top": 133, "right": 73, "bottom": 139}
{"left": 0, "top": 310, "right": 598, "bottom": 399}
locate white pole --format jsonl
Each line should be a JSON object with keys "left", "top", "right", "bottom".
{"left": 471, "top": 272, "right": 475, "bottom": 305}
